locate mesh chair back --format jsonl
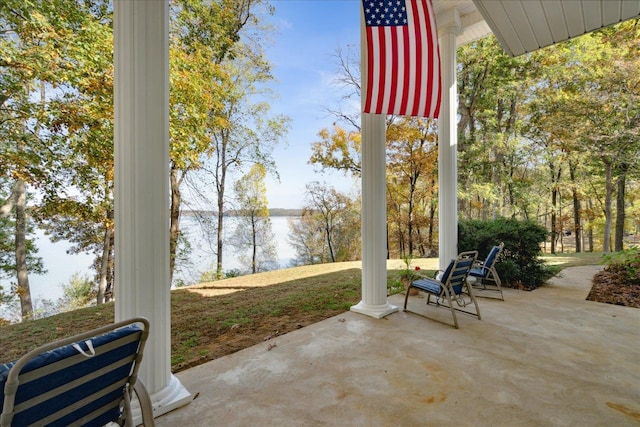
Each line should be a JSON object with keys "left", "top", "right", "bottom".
{"left": 448, "top": 252, "right": 477, "bottom": 295}
{"left": 484, "top": 245, "right": 501, "bottom": 269}
{"left": 1, "top": 318, "right": 149, "bottom": 427}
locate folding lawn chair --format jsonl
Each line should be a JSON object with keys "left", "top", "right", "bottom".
{"left": 1, "top": 317, "right": 154, "bottom": 426}
{"left": 404, "top": 251, "right": 480, "bottom": 328}
{"left": 469, "top": 242, "right": 504, "bottom": 300}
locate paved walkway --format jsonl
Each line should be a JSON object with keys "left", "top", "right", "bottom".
{"left": 156, "top": 265, "right": 640, "bottom": 426}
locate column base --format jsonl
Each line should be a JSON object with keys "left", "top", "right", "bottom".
{"left": 134, "top": 374, "right": 192, "bottom": 423}
{"left": 350, "top": 301, "right": 399, "bottom": 319}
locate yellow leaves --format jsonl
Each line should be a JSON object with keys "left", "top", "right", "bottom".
{"left": 169, "top": 45, "right": 230, "bottom": 165}
{"left": 15, "top": 284, "right": 28, "bottom": 298}
{"left": 309, "top": 124, "right": 361, "bottom": 175}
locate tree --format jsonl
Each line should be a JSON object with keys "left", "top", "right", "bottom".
{"left": 168, "top": 0, "right": 287, "bottom": 282}
{"left": 56, "top": 272, "right": 97, "bottom": 312}
{"left": 461, "top": 22, "right": 640, "bottom": 253}
{"left": 0, "top": 0, "right": 110, "bottom": 318}
{"left": 168, "top": 0, "right": 244, "bottom": 284}
{"left": 287, "top": 212, "right": 328, "bottom": 266}
{"left": 586, "top": 22, "right": 640, "bottom": 251}
{"left": 32, "top": 5, "right": 115, "bottom": 304}
{"left": 457, "top": 36, "right": 531, "bottom": 220}
{"left": 230, "top": 164, "right": 278, "bottom": 274}
{"left": 323, "top": 45, "right": 362, "bottom": 131}
{"left": 309, "top": 124, "right": 361, "bottom": 177}
{"left": 205, "top": 44, "right": 289, "bottom": 279}
{"left": 524, "top": 22, "right": 640, "bottom": 252}
{"left": 307, "top": 46, "right": 369, "bottom": 178}
{"left": 0, "top": 198, "right": 44, "bottom": 320}
{"left": 386, "top": 117, "right": 438, "bottom": 258}
{"left": 295, "top": 182, "right": 360, "bottom": 264}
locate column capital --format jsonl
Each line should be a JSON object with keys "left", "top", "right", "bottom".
{"left": 436, "top": 7, "right": 461, "bottom": 36}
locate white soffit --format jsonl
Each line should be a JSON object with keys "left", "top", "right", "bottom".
{"left": 472, "top": 0, "right": 640, "bottom": 56}
{"left": 434, "top": 0, "right": 493, "bottom": 46}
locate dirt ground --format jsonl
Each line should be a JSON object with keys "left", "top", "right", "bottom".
{"left": 587, "top": 265, "right": 640, "bottom": 308}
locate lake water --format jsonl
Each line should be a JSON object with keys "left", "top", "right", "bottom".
{"left": 27, "top": 216, "right": 298, "bottom": 303}
{"left": 173, "top": 215, "right": 297, "bottom": 284}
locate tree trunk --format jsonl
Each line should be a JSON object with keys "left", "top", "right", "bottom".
{"left": 587, "top": 199, "right": 594, "bottom": 252}
{"left": 14, "top": 178, "right": 33, "bottom": 321}
{"left": 325, "top": 220, "right": 335, "bottom": 262}
{"left": 602, "top": 158, "right": 614, "bottom": 252}
{"left": 426, "top": 177, "right": 436, "bottom": 255}
{"left": 251, "top": 215, "right": 257, "bottom": 274}
{"left": 169, "top": 164, "right": 182, "bottom": 285}
{"left": 97, "top": 216, "right": 113, "bottom": 304}
{"left": 569, "top": 161, "right": 582, "bottom": 252}
{"left": 428, "top": 200, "right": 436, "bottom": 256}
{"left": 215, "top": 131, "right": 229, "bottom": 280}
{"left": 407, "top": 171, "right": 417, "bottom": 255}
{"left": 572, "top": 194, "right": 582, "bottom": 253}
{"left": 614, "top": 163, "right": 627, "bottom": 251}
{"left": 216, "top": 189, "right": 225, "bottom": 279}
{"left": 548, "top": 161, "right": 562, "bottom": 255}
{"left": 493, "top": 148, "right": 503, "bottom": 219}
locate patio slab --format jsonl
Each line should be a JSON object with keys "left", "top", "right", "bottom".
{"left": 156, "top": 265, "right": 640, "bottom": 426}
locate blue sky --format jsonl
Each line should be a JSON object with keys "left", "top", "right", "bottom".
{"left": 261, "top": 0, "right": 362, "bottom": 208}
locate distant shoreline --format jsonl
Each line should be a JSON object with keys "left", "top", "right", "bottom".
{"left": 182, "top": 209, "right": 303, "bottom": 217}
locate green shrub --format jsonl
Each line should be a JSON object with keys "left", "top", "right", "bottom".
{"left": 602, "top": 247, "right": 640, "bottom": 282}
{"left": 459, "top": 217, "right": 552, "bottom": 290}
{"left": 224, "top": 269, "right": 242, "bottom": 278}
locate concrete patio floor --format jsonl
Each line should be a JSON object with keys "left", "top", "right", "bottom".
{"left": 156, "top": 265, "right": 640, "bottom": 426}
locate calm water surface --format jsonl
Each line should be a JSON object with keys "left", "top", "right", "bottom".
{"left": 27, "top": 216, "right": 297, "bottom": 302}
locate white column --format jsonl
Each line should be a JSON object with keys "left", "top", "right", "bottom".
{"left": 437, "top": 9, "right": 461, "bottom": 270}
{"left": 351, "top": 4, "right": 397, "bottom": 319}
{"left": 113, "top": 0, "right": 191, "bottom": 417}
{"left": 350, "top": 113, "right": 398, "bottom": 319}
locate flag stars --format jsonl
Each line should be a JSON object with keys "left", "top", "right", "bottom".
{"left": 363, "top": 0, "right": 408, "bottom": 27}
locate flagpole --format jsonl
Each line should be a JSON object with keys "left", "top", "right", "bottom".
{"left": 350, "top": 1, "right": 398, "bottom": 319}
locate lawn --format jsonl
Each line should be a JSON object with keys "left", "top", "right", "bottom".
{"left": 0, "top": 253, "right": 611, "bottom": 372}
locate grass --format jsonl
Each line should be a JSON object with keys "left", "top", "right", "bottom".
{"left": 0, "top": 254, "right": 604, "bottom": 372}
{"left": 542, "top": 252, "right": 604, "bottom": 275}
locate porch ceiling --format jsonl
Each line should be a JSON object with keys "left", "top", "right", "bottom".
{"left": 433, "top": 0, "right": 640, "bottom": 56}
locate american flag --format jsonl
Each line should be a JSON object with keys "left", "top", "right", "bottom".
{"left": 362, "top": 0, "right": 441, "bottom": 118}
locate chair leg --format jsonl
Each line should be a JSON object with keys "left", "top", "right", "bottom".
{"left": 490, "top": 268, "right": 504, "bottom": 301}
{"left": 403, "top": 285, "right": 411, "bottom": 309}
{"left": 440, "top": 288, "right": 458, "bottom": 329}
{"left": 474, "top": 271, "right": 505, "bottom": 301}
{"left": 466, "top": 283, "right": 481, "bottom": 320}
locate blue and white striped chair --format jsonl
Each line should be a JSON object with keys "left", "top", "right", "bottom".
{"left": 1, "top": 318, "right": 154, "bottom": 426}
{"left": 404, "top": 251, "right": 480, "bottom": 328}
{"left": 469, "top": 242, "right": 504, "bottom": 300}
